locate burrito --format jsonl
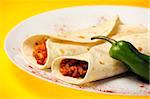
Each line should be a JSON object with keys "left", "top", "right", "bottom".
{"left": 51, "top": 33, "right": 150, "bottom": 84}
{"left": 48, "top": 16, "right": 120, "bottom": 43}
{"left": 115, "top": 24, "right": 148, "bottom": 36}
{"left": 21, "top": 15, "right": 148, "bottom": 69}
{"left": 21, "top": 34, "right": 90, "bottom": 69}
{"left": 47, "top": 17, "right": 147, "bottom": 44}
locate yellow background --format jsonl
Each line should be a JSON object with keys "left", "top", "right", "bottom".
{"left": 0, "top": 0, "right": 149, "bottom": 99}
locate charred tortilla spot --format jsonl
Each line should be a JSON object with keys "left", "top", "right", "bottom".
{"left": 87, "top": 47, "right": 90, "bottom": 51}
{"left": 92, "top": 25, "right": 96, "bottom": 28}
{"left": 138, "top": 47, "right": 143, "bottom": 52}
{"left": 78, "top": 36, "right": 86, "bottom": 39}
{"left": 99, "top": 60, "right": 104, "bottom": 64}
{"left": 60, "top": 49, "right": 65, "bottom": 54}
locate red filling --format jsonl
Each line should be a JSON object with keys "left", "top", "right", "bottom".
{"left": 33, "top": 41, "right": 47, "bottom": 65}
{"left": 60, "top": 59, "right": 88, "bottom": 78}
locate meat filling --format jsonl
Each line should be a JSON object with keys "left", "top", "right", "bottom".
{"left": 33, "top": 41, "right": 47, "bottom": 65}
{"left": 60, "top": 59, "right": 88, "bottom": 78}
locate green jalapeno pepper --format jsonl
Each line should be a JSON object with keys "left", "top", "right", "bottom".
{"left": 91, "top": 36, "right": 150, "bottom": 82}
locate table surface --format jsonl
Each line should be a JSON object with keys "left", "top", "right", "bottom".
{"left": 0, "top": 0, "right": 149, "bottom": 99}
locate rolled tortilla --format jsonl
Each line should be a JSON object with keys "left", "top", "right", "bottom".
{"left": 21, "top": 34, "right": 90, "bottom": 69}
{"left": 60, "top": 24, "right": 148, "bottom": 37}
{"left": 48, "top": 16, "right": 120, "bottom": 43}
{"left": 46, "top": 17, "right": 147, "bottom": 44}
{"left": 52, "top": 33, "right": 150, "bottom": 84}
{"left": 116, "top": 24, "right": 148, "bottom": 36}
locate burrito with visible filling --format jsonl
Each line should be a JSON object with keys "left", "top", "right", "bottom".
{"left": 21, "top": 34, "right": 90, "bottom": 69}
{"left": 21, "top": 15, "right": 148, "bottom": 69}
{"left": 51, "top": 33, "right": 150, "bottom": 84}
{"left": 21, "top": 16, "right": 119, "bottom": 69}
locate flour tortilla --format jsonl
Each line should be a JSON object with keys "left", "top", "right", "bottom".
{"left": 21, "top": 15, "right": 148, "bottom": 70}
{"left": 46, "top": 17, "right": 147, "bottom": 44}
{"left": 49, "top": 16, "right": 120, "bottom": 43}
{"left": 21, "top": 34, "right": 90, "bottom": 69}
{"left": 60, "top": 24, "right": 148, "bottom": 37}
{"left": 52, "top": 33, "right": 150, "bottom": 84}
{"left": 116, "top": 24, "right": 148, "bottom": 36}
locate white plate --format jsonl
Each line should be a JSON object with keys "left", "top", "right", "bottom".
{"left": 4, "top": 6, "right": 149, "bottom": 96}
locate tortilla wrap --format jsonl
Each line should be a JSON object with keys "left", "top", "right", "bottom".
{"left": 47, "top": 18, "right": 147, "bottom": 44}
{"left": 52, "top": 33, "right": 150, "bottom": 84}
{"left": 116, "top": 24, "right": 148, "bottom": 36}
{"left": 48, "top": 16, "right": 120, "bottom": 43}
{"left": 60, "top": 24, "right": 148, "bottom": 37}
{"left": 21, "top": 15, "right": 148, "bottom": 69}
{"left": 21, "top": 34, "right": 90, "bottom": 69}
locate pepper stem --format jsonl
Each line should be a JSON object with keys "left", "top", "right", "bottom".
{"left": 91, "top": 36, "right": 117, "bottom": 45}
